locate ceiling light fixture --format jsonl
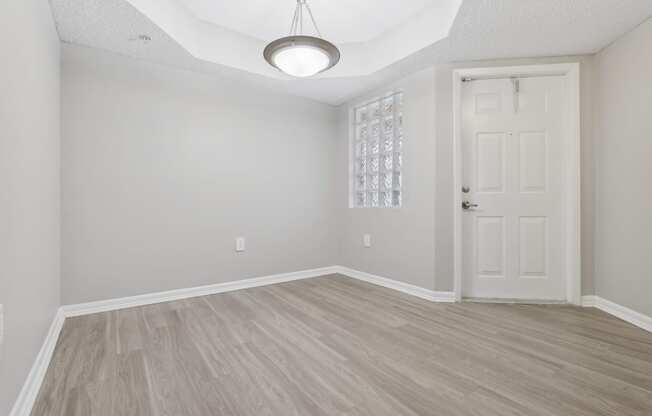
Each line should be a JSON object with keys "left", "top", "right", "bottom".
{"left": 264, "top": 0, "right": 340, "bottom": 78}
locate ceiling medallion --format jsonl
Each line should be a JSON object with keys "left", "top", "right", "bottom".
{"left": 263, "top": 0, "right": 340, "bottom": 78}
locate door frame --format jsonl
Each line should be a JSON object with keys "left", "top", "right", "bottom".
{"left": 452, "top": 63, "right": 581, "bottom": 305}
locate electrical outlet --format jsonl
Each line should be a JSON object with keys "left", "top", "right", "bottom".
{"left": 235, "top": 237, "right": 246, "bottom": 252}
{"left": 363, "top": 234, "right": 372, "bottom": 248}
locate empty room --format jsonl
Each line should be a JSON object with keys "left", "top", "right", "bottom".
{"left": 2, "top": 0, "right": 652, "bottom": 415}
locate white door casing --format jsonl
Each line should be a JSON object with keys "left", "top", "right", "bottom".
{"left": 452, "top": 64, "right": 581, "bottom": 304}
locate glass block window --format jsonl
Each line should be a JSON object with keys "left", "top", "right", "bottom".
{"left": 351, "top": 92, "right": 403, "bottom": 208}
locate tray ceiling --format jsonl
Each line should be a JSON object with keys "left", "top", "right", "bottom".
{"left": 177, "top": 0, "right": 440, "bottom": 44}
{"left": 51, "top": 0, "right": 652, "bottom": 104}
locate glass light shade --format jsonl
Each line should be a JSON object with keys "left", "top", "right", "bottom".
{"left": 264, "top": 36, "right": 340, "bottom": 77}
{"left": 272, "top": 45, "right": 330, "bottom": 78}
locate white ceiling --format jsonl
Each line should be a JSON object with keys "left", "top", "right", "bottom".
{"left": 177, "top": 0, "right": 439, "bottom": 43}
{"left": 51, "top": 0, "right": 652, "bottom": 105}
{"left": 110, "top": 0, "right": 461, "bottom": 79}
{"left": 447, "top": 0, "right": 652, "bottom": 62}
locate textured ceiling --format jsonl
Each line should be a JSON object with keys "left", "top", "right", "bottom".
{"left": 447, "top": 0, "right": 652, "bottom": 61}
{"left": 177, "top": 0, "right": 438, "bottom": 43}
{"left": 51, "top": 0, "right": 652, "bottom": 105}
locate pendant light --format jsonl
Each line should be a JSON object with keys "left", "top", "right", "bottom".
{"left": 264, "top": 0, "right": 340, "bottom": 78}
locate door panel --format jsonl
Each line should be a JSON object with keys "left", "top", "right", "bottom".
{"left": 475, "top": 93, "right": 502, "bottom": 114}
{"left": 476, "top": 133, "right": 505, "bottom": 193}
{"left": 461, "top": 76, "right": 565, "bottom": 301}
{"left": 518, "top": 217, "right": 547, "bottom": 278}
{"left": 519, "top": 131, "right": 547, "bottom": 193}
{"left": 476, "top": 216, "right": 505, "bottom": 277}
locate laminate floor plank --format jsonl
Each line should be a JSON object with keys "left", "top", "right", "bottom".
{"left": 31, "top": 274, "right": 652, "bottom": 416}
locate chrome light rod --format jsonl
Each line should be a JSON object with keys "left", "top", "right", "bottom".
{"left": 461, "top": 73, "right": 567, "bottom": 82}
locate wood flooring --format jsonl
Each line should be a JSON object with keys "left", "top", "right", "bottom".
{"left": 32, "top": 274, "right": 652, "bottom": 416}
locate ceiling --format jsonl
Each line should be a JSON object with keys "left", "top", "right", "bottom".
{"left": 177, "top": 0, "right": 439, "bottom": 44}
{"left": 51, "top": 0, "right": 652, "bottom": 105}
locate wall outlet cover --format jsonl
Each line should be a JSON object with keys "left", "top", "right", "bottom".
{"left": 363, "top": 234, "right": 372, "bottom": 248}
{"left": 235, "top": 237, "right": 246, "bottom": 252}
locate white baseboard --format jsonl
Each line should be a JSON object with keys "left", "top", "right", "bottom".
{"left": 582, "top": 295, "right": 652, "bottom": 333}
{"left": 61, "top": 266, "right": 339, "bottom": 317}
{"left": 335, "top": 266, "right": 456, "bottom": 303}
{"left": 9, "top": 308, "right": 66, "bottom": 416}
{"left": 581, "top": 295, "right": 597, "bottom": 307}
{"left": 60, "top": 266, "right": 454, "bottom": 319}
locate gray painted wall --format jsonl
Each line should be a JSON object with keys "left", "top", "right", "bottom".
{"left": 336, "top": 69, "right": 438, "bottom": 291}
{"left": 594, "top": 17, "right": 652, "bottom": 317}
{"left": 337, "top": 56, "right": 598, "bottom": 295}
{"left": 0, "top": 1, "right": 61, "bottom": 414}
{"left": 61, "top": 45, "right": 339, "bottom": 304}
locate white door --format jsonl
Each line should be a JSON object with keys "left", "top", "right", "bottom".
{"left": 461, "top": 76, "right": 566, "bottom": 301}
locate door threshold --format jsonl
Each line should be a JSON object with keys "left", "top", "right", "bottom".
{"left": 462, "top": 297, "right": 567, "bottom": 305}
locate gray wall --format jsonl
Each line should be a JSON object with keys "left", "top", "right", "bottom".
{"left": 61, "top": 45, "right": 339, "bottom": 304}
{"left": 0, "top": 1, "right": 61, "bottom": 414}
{"left": 594, "top": 17, "right": 652, "bottom": 317}
{"left": 337, "top": 56, "right": 598, "bottom": 294}
{"left": 336, "top": 69, "right": 438, "bottom": 291}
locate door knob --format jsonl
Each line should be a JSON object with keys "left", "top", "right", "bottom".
{"left": 462, "top": 200, "right": 479, "bottom": 210}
